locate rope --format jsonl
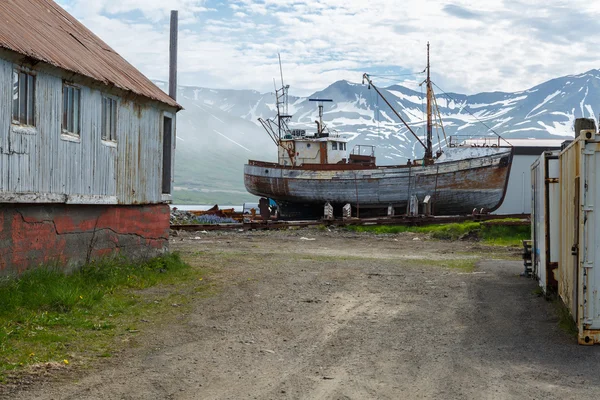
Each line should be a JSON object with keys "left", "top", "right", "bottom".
{"left": 369, "top": 70, "right": 425, "bottom": 78}
{"left": 420, "top": 84, "right": 425, "bottom": 143}
{"left": 376, "top": 93, "right": 381, "bottom": 143}
{"left": 431, "top": 82, "right": 512, "bottom": 146}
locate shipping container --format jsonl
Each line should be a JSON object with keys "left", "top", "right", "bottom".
{"left": 559, "top": 119, "right": 600, "bottom": 344}
{"left": 530, "top": 151, "right": 560, "bottom": 293}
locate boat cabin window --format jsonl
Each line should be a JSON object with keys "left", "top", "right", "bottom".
{"left": 307, "top": 143, "right": 311, "bottom": 148}
{"left": 332, "top": 142, "right": 337, "bottom": 150}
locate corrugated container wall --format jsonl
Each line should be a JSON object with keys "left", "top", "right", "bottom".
{"left": 559, "top": 120, "right": 600, "bottom": 344}
{"left": 530, "top": 151, "right": 560, "bottom": 293}
{"left": 0, "top": 56, "right": 176, "bottom": 205}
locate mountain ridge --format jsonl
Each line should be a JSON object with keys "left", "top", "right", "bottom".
{"left": 157, "top": 69, "right": 600, "bottom": 204}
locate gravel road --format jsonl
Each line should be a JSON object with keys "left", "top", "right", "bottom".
{"left": 7, "top": 229, "right": 600, "bottom": 399}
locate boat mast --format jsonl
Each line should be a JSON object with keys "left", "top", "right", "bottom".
{"left": 258, "top": 55, "right": 293, "bottom": 148}
{"left": 425, "top": 42, "right": 433, "bottom": 161}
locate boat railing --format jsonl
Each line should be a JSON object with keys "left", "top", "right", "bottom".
{"left": 351, "top": 144, "right": 375, "bottom": 157}
{"left": 282, "top": 128, "right": 345, "bottom": 140}
{"left": 448, "top": 135, "right": 507, "bottom": 148}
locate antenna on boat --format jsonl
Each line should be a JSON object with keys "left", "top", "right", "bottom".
{"left": 268, "top": 53, "right": 292, "bottom": 140}
{"left": 278, "top": 53, "right": 289, "bottom": 116}
{"left": 309, "top": 98, "right": 333, "bottom": 137}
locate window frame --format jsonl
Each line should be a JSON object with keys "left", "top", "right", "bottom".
{"left": 62, "top": 82, "right": 82, "bottom": 137}
{"left": 332, "top": 141, "right": 338, "bottom": 150}
{"left": 161, "top": 111, "right": 175, "bottom": 200}
{"left": 101, "top": 94, "right": 118, "bottom": 143}
{"left": 11, "top": 67, "right": 36, "bottom": 127}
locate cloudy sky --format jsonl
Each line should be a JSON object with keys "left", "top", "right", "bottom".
{"left": 57, "top": 0, "right": 600, "bottom": 96}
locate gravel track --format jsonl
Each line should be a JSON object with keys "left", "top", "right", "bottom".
{"left": 6, "top": 229, "right": 600, "bottom": 399}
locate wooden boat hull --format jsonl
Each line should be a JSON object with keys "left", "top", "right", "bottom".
{"left": 244, "top": 149, "right": 513, "bottom": 218}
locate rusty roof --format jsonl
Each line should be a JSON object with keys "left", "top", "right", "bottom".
{"left": 0, "top": 0, "right": 181, "bottom": 110}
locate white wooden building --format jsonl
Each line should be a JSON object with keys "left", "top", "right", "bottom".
{"left": 0, "top": 0, "right": 182, "bottom": 274}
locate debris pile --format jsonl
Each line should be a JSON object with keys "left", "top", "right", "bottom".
{"left": 195, "top": 214, "right": 237, "bottom": 224}
{"left": 170, "top": 208, "right": 239, "bottom": 225}
{"left": 170, "top": 209, "right": 197, "bottom": 225}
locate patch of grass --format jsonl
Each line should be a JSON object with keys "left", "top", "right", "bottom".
{"left": 347, "top": 222, "right": 480, "bottom": 240}
{"left": 0, "top": 253, "right": 207, "bottom": 382}
{"left": 554, "top": 300, "right": 578, "bottom": 337}
{"left": 480, "top": 223, "right": 531, "bottom": 246}
{"left": 347, "top": 220, "right": 530, "bottom": 246}
{"left": 403, "top": 258, "right": 478, "bottom": 272}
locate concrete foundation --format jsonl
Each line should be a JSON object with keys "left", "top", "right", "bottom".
{"left": 0, "top": 203, "right": 170, "bottom": 275}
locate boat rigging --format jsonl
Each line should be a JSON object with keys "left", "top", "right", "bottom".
{"left": 362, "top": 42, "right": 443, "bottom": 164}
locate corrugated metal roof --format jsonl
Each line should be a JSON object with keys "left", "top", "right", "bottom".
{"left": 0, "top": 0, "right": 181, "bottom": 110}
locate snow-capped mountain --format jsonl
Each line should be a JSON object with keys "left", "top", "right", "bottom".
{"left": 159, "top": 69, "right": 600, "bottom": 204}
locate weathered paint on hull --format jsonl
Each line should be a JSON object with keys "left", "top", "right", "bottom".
{"left": 244, "top": 149, "right": 513, "bottom": 218}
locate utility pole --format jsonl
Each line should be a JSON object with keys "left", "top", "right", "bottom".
{"left": 169, "top": 10, "right": 178, "bottom": 100}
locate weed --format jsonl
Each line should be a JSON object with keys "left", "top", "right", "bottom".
{"left": 554, "top": 300, "right": 578, "bottom": 337}
{"left": 316, "top": 224, "right": 328, "bottom": 231}
{"left": 532, "top": 286, "right": 544, "bottom": 297}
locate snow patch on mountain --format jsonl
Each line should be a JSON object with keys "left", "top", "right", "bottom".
{"left": 527, "top": 90, "right": 562, "bottom": 118}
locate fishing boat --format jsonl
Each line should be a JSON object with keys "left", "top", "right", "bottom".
{"left": 244, "top": 46, "right": 513, "bottom": 219}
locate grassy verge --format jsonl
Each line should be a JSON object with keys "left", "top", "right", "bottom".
{"left": 0, "top": 253, "right": 210, "bottom": 383}
{"left": 346, "top": 220, "right": 530, "bottom": 246}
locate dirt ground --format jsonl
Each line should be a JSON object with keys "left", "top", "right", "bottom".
{"left": 6, "top": 228, "right": 600, "bottom": 399}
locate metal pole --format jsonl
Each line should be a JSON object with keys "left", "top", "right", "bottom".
{"left": 426, "top": 42, "right": 432, "bottom": 160}
{"left": 169, "top": 10, "right": 178, "bottom": 100}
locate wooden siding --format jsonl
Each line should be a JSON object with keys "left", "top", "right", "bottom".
{"left": 0, "top": 57, "right": 175, "bottom": 204}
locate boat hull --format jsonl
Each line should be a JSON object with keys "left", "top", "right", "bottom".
{"left": 244, "top": 149, "right": 513, "bottom": 218}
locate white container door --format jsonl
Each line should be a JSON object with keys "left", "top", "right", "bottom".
{"left": 581, "top": 142, "right": 600, "bottom": 329}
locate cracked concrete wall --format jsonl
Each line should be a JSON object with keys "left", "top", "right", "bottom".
{"left": 0, "top": 204, "right": 170, "bottom": 275}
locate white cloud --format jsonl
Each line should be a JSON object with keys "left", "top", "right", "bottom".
{"left": 57, "top": 0, "right": 600, "bottom": 96}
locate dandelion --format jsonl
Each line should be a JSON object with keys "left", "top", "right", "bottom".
{"left": 63, "top": 359, "right": 69, "bottom": 365}
{"left": 198, "top": 278, "right": 203, "bottom": 281}
{"left": 29, "top": 352, "right": 35, "bottom": 357}
{"left": 79, "top": 295, "right": 83, "bottom": 300}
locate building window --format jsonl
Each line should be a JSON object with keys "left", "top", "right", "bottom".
{"left": 62, "top": 84, "right": 81, "bottom": 136}
{"left": 12, "top": 69, "right": 35, "bottom": 126}
{"left": 332, "top": 142, "right": 338, "bottom": 150}
{"left": 101, "top": 96, "right": 117, "bottom": 142}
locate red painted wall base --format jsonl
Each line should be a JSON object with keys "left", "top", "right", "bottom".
{"left": 0, "top": 204, "right": 170, "bottom": 275}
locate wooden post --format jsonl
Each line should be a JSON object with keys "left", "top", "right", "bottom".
{"left": 574, "top": 118, "right": 596, "bottom": 137}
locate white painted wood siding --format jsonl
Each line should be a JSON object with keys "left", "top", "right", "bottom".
{"left": 0, "top": 57, "right": 175, "bottom": 204}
